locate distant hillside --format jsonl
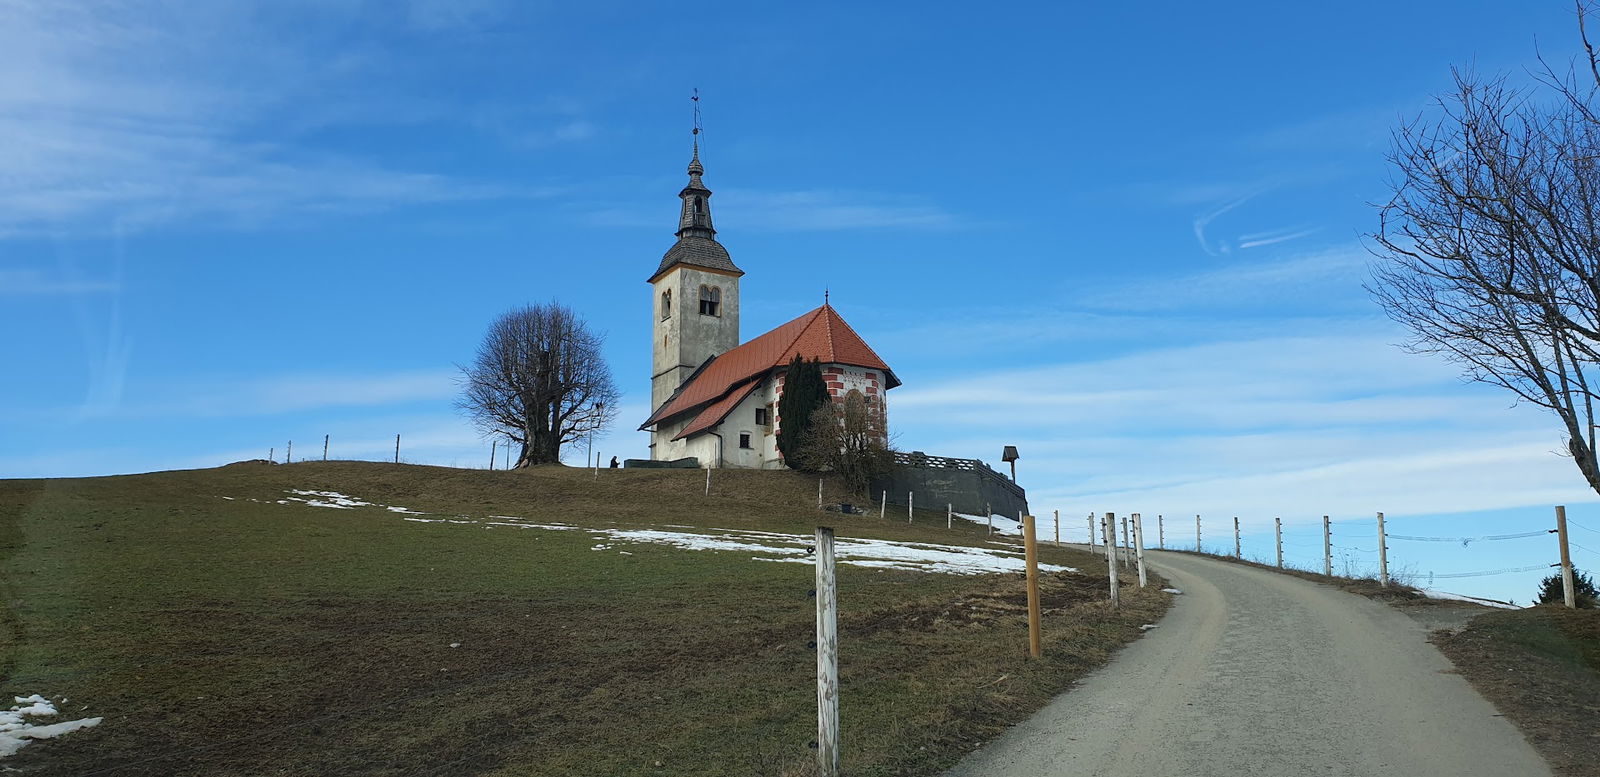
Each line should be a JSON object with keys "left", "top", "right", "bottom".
{"left": 0, "top": 461, "right": 1167, "bottom": 776}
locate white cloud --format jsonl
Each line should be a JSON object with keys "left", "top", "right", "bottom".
{"left": 0, "top": 1, "right": 531, "bottom": 238}
{"left": 589, "top": 188, "right": 957, "bottom": 232}
{"left": 110, "top": 369, "right": 462, "bottom": 419}
{"left": 0, "top": 269, "right": 117, "bottom": 295}
{"left": 887, "top": 322, "right": 1591, "bottom": 526}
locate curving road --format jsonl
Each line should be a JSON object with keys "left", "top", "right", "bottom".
{"left": 944, "top": 549, "right": 1552, "bottom": 777}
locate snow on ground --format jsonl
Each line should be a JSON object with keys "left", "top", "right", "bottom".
{"left": 282, "top": 490, "right": 379, "bottom": 509}
{"left": 0, "top": 695, "right": 102, "bottom": 758}
{"left": 252, "top": 490, "right": 1073, "bottom": 576}
{"left": 1420, "top": 589, "right": 1522, "bottom": 609}
{"left": 952, "top": 512, "right": 1023, "bottom": 536}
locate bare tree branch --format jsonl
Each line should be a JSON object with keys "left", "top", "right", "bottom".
{"left": 456, "top": 302, "right": 619, "bottom": 467}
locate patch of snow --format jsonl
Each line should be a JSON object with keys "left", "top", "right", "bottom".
{"left": 1419, "top": 589, "right": 1522, "bottom": 609}
{"left": 0, "top": 695, "right": 100, "bottom": 758}
{"left": 1140, "top": 624, "right": 1159, "bottom": 631}
{"left": 449, "top": 642, "right": 460, "bottom": 648}
{"left": 1162, "top": 588, "right": 1183, "bottom": 595}
{"left": 952, "top": 512, "right": 1024, "bottom": 536}
{"left": 385, "top": 506, "right": 427, "bottom": 515}
{"left": 282, "top": 490, "right": 376, "bottom": 509}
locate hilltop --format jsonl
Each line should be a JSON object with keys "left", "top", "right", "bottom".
{"left": 0, "top": 461, "right": 1166, "bottom": 776}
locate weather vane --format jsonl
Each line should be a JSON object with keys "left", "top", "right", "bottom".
{"left": 691, "top": 88, "right": 701, "bottom": 138}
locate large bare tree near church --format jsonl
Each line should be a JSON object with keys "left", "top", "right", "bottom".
{"left": 458, "top": 303, "right": 619, "bottom": 468}
{"left": 1368, "top": 3, "right": 1600, "bottom": 496}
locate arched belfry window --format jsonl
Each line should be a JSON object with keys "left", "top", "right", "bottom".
{"left": 694, "top": 196, "right": 704, "bottom": 215}
{"left": 661, "top": 289, "right": 672, "bottom": 320}
{"left": 699, "top": 285, "right": 720, "bottom": 317}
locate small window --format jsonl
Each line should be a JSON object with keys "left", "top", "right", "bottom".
{"left": 755, "top": 408, "right": 768, "bottom": 426}
{"left": 699, "top": 285, "right": 720, "bottom": 316}
{"left": 738, "top": 432, "right": 751, "bottom": 449}
{"left": 661, "top": 289, "right": 672, "bottom": 319}
{"left": 695, "top": 196, "right": 704, "bottom": 214}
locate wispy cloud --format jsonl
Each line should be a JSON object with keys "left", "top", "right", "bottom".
{"left": 95, "top": 369, "right": 463, "bottom": 420}
{"left": 1077, "top": 243, "right": 1372, "bottom": 313}
{"left": 0, "top": 1, "right": 534, "bottom": 239}
{"left": 0, "top": 269, "right": 117, "bottom": 295}
{"left": 588, "top": 189, "right": 959, "bottom": 232}
{"left": 889, "top": 325, "right": 1589, "bottom": 524}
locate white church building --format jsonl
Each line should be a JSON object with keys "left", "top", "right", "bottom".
{"left": 639, "top": 143, "right": 899, "bottom": 468}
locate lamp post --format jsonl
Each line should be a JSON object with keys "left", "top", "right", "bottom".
{"left": 589, "top": 401, "right": 605, "bottom": 475}
{"left": 1002, "top": 445, "right": 1020, "bottom": 482}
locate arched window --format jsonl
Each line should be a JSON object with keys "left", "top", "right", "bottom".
{"left": 661, "top": 289, "right": 672, "bottom": 320}
{"left": 694, "top": 196, "right": 704, "bottom": 215}
{"left": 699, "top": 285, "right": 720, "bottom": 316}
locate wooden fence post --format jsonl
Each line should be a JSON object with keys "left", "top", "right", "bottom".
{"left": 947, "top": 503, "right": 952, "bottom": 530}
{"left": 1196, "top": 514, "right": 1201, "bottom": 552}
{"left": 1053, "top": 509, "right": 1060, "bottom": 547}
{"left": 1023, "top": 515, "right": 1042, "bottom": 658}
{"left": 1557, "top": 505, "right": 1576, "bottom": 608}
{"left": 394, "top": 434, "right": 400, "bottom": 464}
{"left": 323, "top": 434, "right": 329, "bottom": 462}
{"left": 908, "top": 492, "right": 914, "bottom": 522}
{"left": 286, "top": 440, "right": 292, "bottom": 464}
{"left": 705, "top": 467, "right": 711, "bottom": 496}
{"left": 1233, "top": 516, "right": 1241, "bottom": 558}
{"left": 1323, "top": 515, "right": 1332, "bottom": 576}
{"left": 1158, "top": 514, "right": 1164, "bottom": 549}
{"left": 1103, "top": 513, "right": 1119, "bottom": 608}
{"left": 1274, "top": 516, "right": 1284, "bottom": 568}
{"left": 1121, "top": 515, "right": 1131, "bottom": 568}
{"left": 814, "top": 527, "right": 840, "bottom": 777}
{"left": 1377, "top": 511, "right": 1389, "bottom": 587}
{"left": 490, "top": 440, "right": 496, "bottom": 471}
{"left": 1133, "top": 513, "right": 1148, "bottom": 588}
{"left": 880, "top": 491, "right": 886, "bottom": 520}
{"left": 1088, "top": 513, "right": 1095, "bottom": 548}
{"left": 818, "top": 479, "right": 823, "bottom": 509}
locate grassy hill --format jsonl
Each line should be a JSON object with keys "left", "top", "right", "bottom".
{"left": 0, "top": 461, "right": 1167, "bottom": 776}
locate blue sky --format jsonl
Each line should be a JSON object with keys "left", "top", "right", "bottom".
{"left": 5, "top": 0, "right": 1599, "bottom": 602}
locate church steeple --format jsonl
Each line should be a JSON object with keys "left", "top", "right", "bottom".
{"left": 676, "top": 141, "right": 716, "bottom": 240}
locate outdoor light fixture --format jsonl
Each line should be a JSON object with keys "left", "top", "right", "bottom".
{"left": 1002, "top": 445, "right": 1020, "bottom": 482}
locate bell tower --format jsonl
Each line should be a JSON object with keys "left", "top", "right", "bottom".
{"left": 649, "top": 136, "right": 742, "bottom": 413}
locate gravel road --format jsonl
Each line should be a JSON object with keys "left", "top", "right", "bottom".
{"left": 943, "top": 549, "right": 1553, "bottom": 777}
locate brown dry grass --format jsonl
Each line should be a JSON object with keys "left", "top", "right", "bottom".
{"left": 0, "top": 461, "right": 1169, "bottom": 777}
{"left": 1432, "top": 607, "right": 1600, "bottom": 777}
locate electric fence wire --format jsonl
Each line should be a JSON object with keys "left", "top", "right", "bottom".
{"left": 1572, "top": 540, "right": 1600, "bottom": 555}
{"left": 1387, "top": 529, "right": 1553, "bottom": 544}
{"left": 1428, "top": 563, "right": 1556, "bottom": 579}
{"left": 1570, "top": 520, "right": 1600, "bottom": 535}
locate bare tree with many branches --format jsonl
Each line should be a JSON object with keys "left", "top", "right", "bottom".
{"left": 458, "top": 302, "right": 619, "bottom": 468}
{"left": 1369, "top": 3, "right": 1600, "bottom": 495}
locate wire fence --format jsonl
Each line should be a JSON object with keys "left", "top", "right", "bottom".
{"left": 1122, "top": 507, "right": 1592, "bottom": 605}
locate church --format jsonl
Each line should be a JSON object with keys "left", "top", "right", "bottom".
{"left": 639, "top": 143, "right": 899, "bottom": 469}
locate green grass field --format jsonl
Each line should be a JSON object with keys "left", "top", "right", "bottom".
{"left": 0, "top": 461, "right": 1167, "bottom": 776}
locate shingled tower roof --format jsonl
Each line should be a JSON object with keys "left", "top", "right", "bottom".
{"left": 649, "top": 141, "right": 743, "bottom": 283}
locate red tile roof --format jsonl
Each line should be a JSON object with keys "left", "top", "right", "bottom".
{"left": 641, "top": 304, "right": 899, "bottom": 434}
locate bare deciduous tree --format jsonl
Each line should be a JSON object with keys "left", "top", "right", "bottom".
{"left": 458, "top": 303, "right": 619, "bottom": 468}
{"left": 1369, "top": 7, "right": 1600, "bottom": 495}
{"left": 797, "top": 390, "right": 893, "bottom": 494}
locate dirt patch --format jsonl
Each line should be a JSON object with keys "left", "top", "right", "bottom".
{"left": 1432, "top": 607, "right": 1600, "bottom": 777}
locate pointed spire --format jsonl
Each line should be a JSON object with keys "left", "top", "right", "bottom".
{"left": 650, "top": 92, "right": 741, "bottom": 283}
{"left": 676, "top": 128, "right": 714, "bottom": 239}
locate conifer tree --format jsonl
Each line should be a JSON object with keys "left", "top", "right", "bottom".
{"left": 776, "top": 355, "right": 828, "bottom": 468}
{"left": 1536, "top": 568, "right": 1599, "bottom": 609}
